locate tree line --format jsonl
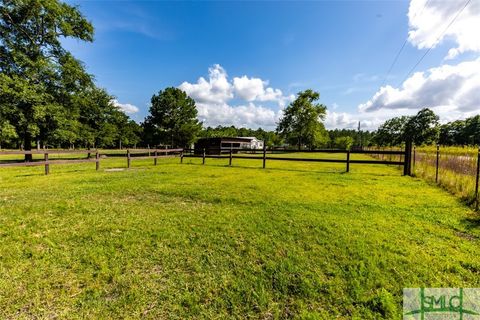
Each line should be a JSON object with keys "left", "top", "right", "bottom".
{"left": 373, "top": 108, "right": 480, "bottom": 147}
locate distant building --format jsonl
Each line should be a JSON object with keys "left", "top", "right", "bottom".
{"left": 240, "top": 137, "right": 264, "bottom": 149}
{"left": 194, "top": 137, "right": 264, "bottom": 154}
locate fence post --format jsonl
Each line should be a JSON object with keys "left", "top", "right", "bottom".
{"left": 412, "top": 146, "right": 416, "bottom": 174}
{"left": 403, "top": 141, "right": 412, "bottom": 176}
{"left": 202, "top": 148, "right": 206, "bottom": 165}
{"left": 180, "top": 149, "right": 184, "bottom": 164}
{"left": 127, "top": 149, "right": 131, "bottom": 168}
{"left": 44, "top": 152, "right": 49, "bottom": 175}
{"left": 346, "top": 150, "right": 350, "bottom": 173}
{"left": 229, "top": 147, "right": 232, "bottom": 166}
{"left": 154, "top": 150, "right": 157, "bottom": 166}
{"left": 262, "top": 142, "right": 266, "bottom": 169}
{"left": 435, "top": 144, "right": 440, "bottom": 183}
{"left": 96, "top": 150, "right": 100, "bottom": 171}
{"left": 475, "top": 147, "right": 480, "bottom": 210}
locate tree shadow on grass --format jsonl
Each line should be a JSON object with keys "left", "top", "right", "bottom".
{"left": 461, "top": 217, "right": 480, "bottom": 231}
{"left": 12, "top": 167, "right": 96, "bottom": 177}
{"left": 13, "top": 173, "right": 44, "bottom": 177}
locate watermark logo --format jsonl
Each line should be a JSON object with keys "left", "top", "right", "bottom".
{"left": 404, "top": 288, "right": 480, "bottom": 319}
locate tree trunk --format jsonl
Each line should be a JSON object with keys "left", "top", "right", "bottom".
{"left": 24, "top": 134, "right": 32, "bottom": 161}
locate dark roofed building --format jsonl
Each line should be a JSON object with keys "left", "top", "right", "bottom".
{"left": 194, "top": 137, "right": 257, "bottom": 154}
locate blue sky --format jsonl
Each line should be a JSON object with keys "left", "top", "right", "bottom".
{"left": 64, "top": 0, "right": 480, "bottom": 130}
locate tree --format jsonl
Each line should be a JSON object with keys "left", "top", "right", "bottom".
{"left": 439, "top": 120, "right": 466, "bottom": 145}
{"left": 1, "top": 0, "right": 94, "bottom": 158}
{"left": 334, "top": 136, "right": 354, "bottom": 150}
{"left": 276, "top": 89, "right": 328, "bottom": 150}
{"left": 373, "top": 116, "right": 410, "bottom": 146}
{"left": 328, "top": 129, "right": 374, "bottom": 148}
{"left": 119, "top": 120, "right": 142, "bottom": 148}
{"left": 0, "top": 119, "right": 18, "bottom": 149}
{"left": 403, "top": 108, "right": 439, "bottom": 145}
{"left": 143, "top": 87, "right": 202, "bottom": 148}
{"left": 463, "top": 115, "right": 480, "bottom": 145}
{"left": 373, "top": 108, "right": 440, "bottom": 146}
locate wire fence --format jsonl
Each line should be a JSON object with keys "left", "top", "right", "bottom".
{"left": 368, "top": 145, "right": 480, "bottom": 210}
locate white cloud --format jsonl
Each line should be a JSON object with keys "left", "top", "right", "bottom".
{"left": 359, "top": 58, "right": 480, "bottom": 113}
{"left": 179, "top": 64, "right": 293, "bottom": 129}
{"left": 408, "top": 0, "right": 480, "bottom": 59}
{"left": 232, "top": 76, "right": 265, "bottom": 101}
{"left": 112, "top": 99, "right": 139, "bottom": 114}
{"left": 232, "top": 75, "right": 294, "bottom": 107}
{"left": 325, "top": 109, "right": 413, "bottom": 131}
{"left": 179, "top": 64, "right": 233, "bottom": 104}
{"left": 354, "top": 57, "right": 480, "bottom": 130}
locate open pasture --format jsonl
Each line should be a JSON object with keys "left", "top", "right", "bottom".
{"left": 0, "top": 154, "right": 479, "bottom": 319}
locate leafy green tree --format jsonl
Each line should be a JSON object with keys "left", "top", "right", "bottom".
{"left": 119, "top": 120, "right": 142, "bottom": 148}
{"left": 374, "top": 108, "right": 439, "bottom": 146}
{"left": 334, "top": 136, "right": 354, "bottom": 150}
{"left": 373, "top": 116, "right": 410, "bottom": 146}
{"left": 328, "top": 129, "right": 374, "bottom": 148}
{"left": 463, "top": 115, "right": 480, "bottom": 145}
{"left": 403, "top": 108, "right": 439, "bottom": 145}
{"left": 439, "top": 120, "right": 466, "bottom": 145}
{"left": 276, "top": 89, "right": 328, "bottom": 150}
{"left": 0, "top": 119, "right": 18, "bottom": 149}
{"left": 0, "top": 0, "right": 94, "bottom": 157}
{"left": 143, "top": 87, "right": 202, "bottom": 148}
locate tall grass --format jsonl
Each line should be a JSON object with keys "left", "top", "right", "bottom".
{"left": 366, "top": 145, "right": 480, "bottom": 207}
{"left": 413, "top": 146, "right": 479, "bottom": 206}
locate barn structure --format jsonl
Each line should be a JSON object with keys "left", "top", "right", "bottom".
{"left": 194, "top": 137, "right": 264, "bottom": 154}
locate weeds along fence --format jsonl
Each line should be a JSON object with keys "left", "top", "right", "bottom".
{"left": 181, "top": 145, "right": 411, "bottom": 175}
{"left": 368, "top": 145, "right": 480, "bottom": 210}
{"left": 0, "top": 148, "right": 183, "bottom": 175}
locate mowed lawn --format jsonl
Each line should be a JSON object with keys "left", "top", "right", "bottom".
{"left": 0, "top": 153, "right": 479, "bottom": 319}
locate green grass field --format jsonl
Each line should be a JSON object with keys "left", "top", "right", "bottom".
{"left": 0, "top": 154, "right": 479, "bottom": 319}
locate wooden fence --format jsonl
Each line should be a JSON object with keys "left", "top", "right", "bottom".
{"left": 0, "top": 148, "right": 183, "bottom": 175}
{"left": 0, "top": 145, "right": 413, "bottom": 177}
{"left": 182, "top": 143, "right": 412, "bottom": 175}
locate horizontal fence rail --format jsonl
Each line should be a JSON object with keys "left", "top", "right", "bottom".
{"left": 182, "top": 145, "right": 411, "bottom": 175}
{"left": 0, "top": 150, "right": 100, "bottom": 175}
{"left": 0, "top": 148, "right": 183, "bottom": 175}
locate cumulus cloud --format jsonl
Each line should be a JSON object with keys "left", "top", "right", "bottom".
{"left": 112, "top": 99, "right": 139, "bottom": 114}
{"left": 179, "top": 64, "right": 293, "bottom": 129}
{"left": 351, "top": 57, "right": 480, "bottom": 130}
{"left": 232, "top": 76, "right": 294, "bottom": 107}
{"left": 359, "top": 58, "right": 480, "bottom": 113}
{"left": 179, "top": 64, "right": 233, "bottom": 104}
{"left": 408, "top": 0, "right": 480, "bottom": 59}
